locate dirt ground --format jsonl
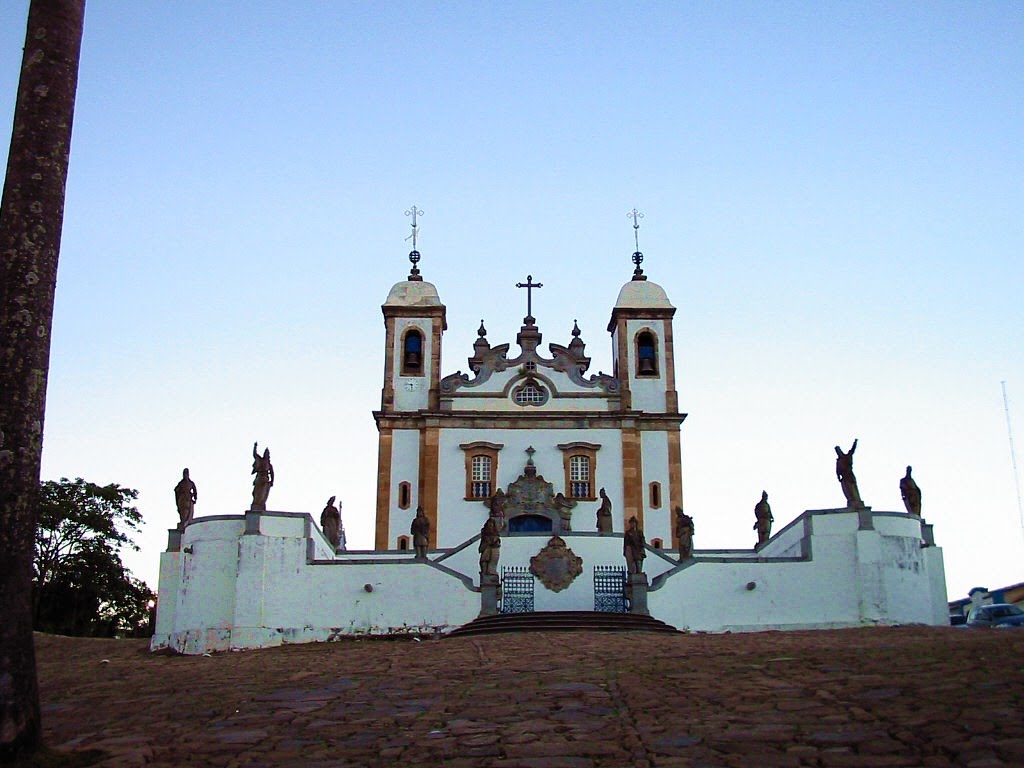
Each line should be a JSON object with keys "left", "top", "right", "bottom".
{"left": 29, "top": 626, "right": 1024, "bottom": 767}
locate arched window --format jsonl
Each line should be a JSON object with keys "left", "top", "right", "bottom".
{"left": 636, "top": 330, "right": 659, "bottom": 377}
{"left": 652, "top": 538, "right": 664, "bottom": 549}
{"left": 398, "top": 481, "right": 411, "bottom": 510}
{"left": 397, "top": 535, "right": 410, "bottom": 551}
{"left": 649, "top": 481, "right": 662, "bottom": 509}
{"left": 402, "top": 329, "right": 424, "bottom": 375}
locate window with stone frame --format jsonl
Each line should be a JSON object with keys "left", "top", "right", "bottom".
{"left": 398, "top": 481, "right": 411, "bottom": 510}
{"left": 460, "top": 442, "right": 502, "bottom": 501}
{"left": 511, "top": 377, "right": 548, "bottom": 406}
{"left": 557, "top": 442, "right": 600, "bottom": 501}
{"left": 649, "top": 481, "right": 662, "bottom": 509}
{"left": 401, "top": 328, "right": 424, "bottom": 376}
{"left": 635, "top": 329, "right": 659, "bottom": 377}
{"left": 397, "top": 535, "right": 410, "bottom": 551}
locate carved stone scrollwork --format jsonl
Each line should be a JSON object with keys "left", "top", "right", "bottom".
{"left": 529, "top": 536, "right": 584, "bottom": 592}
{"left": 441, "top": 344, "right": 511, "bottom": 393}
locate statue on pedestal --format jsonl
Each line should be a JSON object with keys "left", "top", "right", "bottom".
{"left": 411, "top": 506, "right": 430, "bottom": 558}
{"left": 596, "top": 487, "right": 613, "bottom": 533}
{"left": 754, "top": 491, "right": 773, "bottom": 546}
{"left": 900, "top": 465, "right": 922, "bottom": 516}
{"left": 624, "top": 516, "right": 646, "bottom": 575}
{"left": 487, "top": 488, "right": 507, "bottom": 531}
{"left": 250, "top": 442, "right": 274, "bottom": 511}
{"left": 835, "top": 439, "right": 863, "bottom": 508}
{"left": 674, "top": 506, "right": 694, "bottom": 560}
{"left": 479, "top": 517, "right": 501, "bottom": 576}
{"left": 320, "top": 495, "right": 342, "bottom": 550}
{"left": 174, "top": 468, "right": 197, "bottom": 529}
{"left": 553, "top": 492, "right": 577, "bottom": 531}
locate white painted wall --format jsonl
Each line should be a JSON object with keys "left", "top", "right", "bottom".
{"left": 387, "top": 428, "right": 421, "bottom": 547}
{"left": 640, "top": 430, "right": 672, "bottom": 545}
{"left": 153, "top": 507, "right": 948, "bottom": 655}
{"left": 392, "top": 317, "right": 434, "bottom": 412}
{"left": 624, "top": 318, "right": 671, "bottom": 414}
{"left": 435, "top": 427, "right": 626, "bottom": 545}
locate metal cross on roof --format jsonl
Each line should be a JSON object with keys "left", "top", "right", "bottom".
{"left": 516, "top": 274, "right": 543, "bottom": 324}
{"left": 628, "top": 208, "right": 646, "bottom": 279}
{"left": 405, "top": 206, "right": 423, "bottom": 279}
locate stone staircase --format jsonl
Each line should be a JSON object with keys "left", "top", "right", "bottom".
{"left": 446, "top": 611, "right": 681, "bottom": 638}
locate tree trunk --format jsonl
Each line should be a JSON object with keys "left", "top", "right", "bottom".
{"left": 0, "top": 0, "right": 85, "bottom": 759}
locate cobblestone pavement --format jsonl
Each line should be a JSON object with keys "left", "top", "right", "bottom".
{"left": 35, "top": 626, "right": 1024, "bottom": 767}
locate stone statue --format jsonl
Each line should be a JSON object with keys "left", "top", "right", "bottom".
{"left": 320, "top": 495, "right": 342, "bottom": 550}
{"left": 900, "top": 465, "right": 922, "bottom": 516}
{"left": 835, "top": 439, "right": 864, "bottom": 508}
{"left": 479, "top": 517, "right": 501, "bottom": 576}
{"left": 410, "top": 506, "right": 430, "bottom": 558}
{"left": 250, "top": 442, "right": 274, "bottom": 511}
{"left": 487, "top": 488, "right": 507, "bottom": 530}
{"left": 173, "top": 468, "right": 197, "bottom": 529}
{"left": 553, "top": 492, "right": 577, "bottom": 531}
{"left": 753, "top": 491, "right": 773, "bottom": 546}
{"left": 624, "top": 516, "right": 646, "bottom": 575}
{"left": 596, "top": 487, "right": 613, "bottom": 533}
{"left": 674, "top": 506, "right": 694, "bottom": 560}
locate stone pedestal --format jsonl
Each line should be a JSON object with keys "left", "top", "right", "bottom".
{"left": 626, "top": 573, "right": 650, "bottom": 615}
{"left": 480, "top": 574, "right": 500, "bottom": 617}
{"left": 856, "top": 505, "right": 874, "bottom": 530}
{"left": 166, "top": 528, "right": 182, "bottom": 552}
{"left": 921, "top": 521, "right": 935, "bottom": 547}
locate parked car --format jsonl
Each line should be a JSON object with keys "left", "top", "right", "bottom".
{"left": 965, "top": 603, "right": 1024, "bottom": 628}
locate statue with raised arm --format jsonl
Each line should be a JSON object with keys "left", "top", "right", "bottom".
{"left": 320, "top": 495, "right": 342, "bottom": 550}
{"left": 479, "top": 517, "right": 501, "bottom": 576}
{"left": 835, "top": 439, "right": 863, "bottom": 508}
{"left": 624, "top": 516, "right": 646, "bottom": 575}
{"left": 674, "top": 506, "right": 694, "bottom": 560}
{"left": 900, "top": 466, "right": 922, "bottom": 516}
{"left": 410, "top": 506, "right": 430, "bottom": 558}
{"left": 250, "top": 442, "right": 274, "bottom": 511}
{"left": 596, "top": 487, "right": 613, "bottom": 533}
{"left": 753, "top": 491, "right": 773, "bottom": 546}
{"left": 174, "top": 468, "right": 198, "bottom": 529}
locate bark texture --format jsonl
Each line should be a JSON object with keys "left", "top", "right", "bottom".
{"left": 0, "top": 0, "right": 85, "bottom": 759}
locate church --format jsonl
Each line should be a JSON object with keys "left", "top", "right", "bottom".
{"left": 151, "top": 225, "right": 949, "bottom": 655}
{"left": 374, "top": 244, "right": 683, "bottom": 554}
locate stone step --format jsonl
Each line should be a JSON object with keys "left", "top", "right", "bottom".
{"left": 447, "top": 610, "right": 681, "bottom": 638}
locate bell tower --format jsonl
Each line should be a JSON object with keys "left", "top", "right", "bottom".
{"left": 606, "top": 211, "right": 685, "bottom": 547}
{"left": 375, "top": 207, "right": 446, "bottom": 549}
{"left": 607, "top": 212, "right": 679, "bottom": 415}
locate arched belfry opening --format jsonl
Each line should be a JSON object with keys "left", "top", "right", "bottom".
{"left": 402, "top": 329, "right": 424, "bottom": 374}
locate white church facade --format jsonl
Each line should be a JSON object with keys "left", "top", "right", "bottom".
{"left": 151, "top": 239, "right": 949, "bottom": 655}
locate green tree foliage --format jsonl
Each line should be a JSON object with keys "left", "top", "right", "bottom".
{"left": 34, "top": 478, "right": 154, "bottom": 638}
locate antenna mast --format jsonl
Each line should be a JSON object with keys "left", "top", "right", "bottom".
{"left": 1002, "top": 381, "right": 1024, "bottom": 544}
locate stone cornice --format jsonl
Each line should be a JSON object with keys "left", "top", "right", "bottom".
{"left": 373, "top": 410, "right": 687, "bottom": 431}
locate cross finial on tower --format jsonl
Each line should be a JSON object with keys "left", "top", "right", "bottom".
{"left": 405, "top": 206, "right": 424, "bottom": 280}
{"left": 628, "top": 208, "right": 647, "bottom": 281}
{"left": 515, "top": 274, "right": 544, "bottom": 325}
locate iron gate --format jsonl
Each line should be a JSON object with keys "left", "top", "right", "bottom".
{"left": 501, "top": 566, "right": 535, "bottom": 613}
{"left": 594, "top": 566, "right": 627, "bottom": 613}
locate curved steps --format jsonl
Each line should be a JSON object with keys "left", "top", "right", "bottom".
{"left": 446, "top": 610, "right": 681, "bottom": 638}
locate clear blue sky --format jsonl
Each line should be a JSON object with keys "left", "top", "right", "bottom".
{"left": 2, "top": 2, "right": 1022, "bottom": 601}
